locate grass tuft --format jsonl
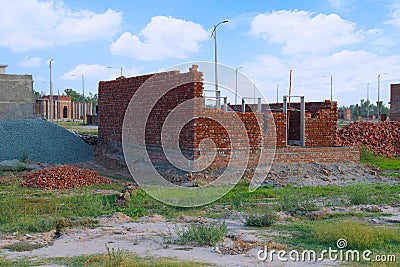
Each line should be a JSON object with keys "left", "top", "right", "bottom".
{"left": 244, "top": 211, "right": 277, "bottom": 227}
{"left": 347, "top": 185, "right": 370, "bottom": 205}
{"left": 277, "top": 188, "right": 318, "bottom": 213}
{"left": 174, "top": 221, "right": 227, "bottom": 246}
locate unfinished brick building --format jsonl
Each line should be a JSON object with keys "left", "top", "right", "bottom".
{"left": 390, "top": 83, "right": 400, "bottom": 121}
{"left": 35, "top": 95, "right": 94, "bottom": 121}
{"left": 98, "top": 65, "right": 359, "bottom": 165}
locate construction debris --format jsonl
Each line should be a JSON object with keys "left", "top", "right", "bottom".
{"left": 21, "top": 166, "right": 112, "bottom": 190}
{"left": 336, "top": 121, "right": 400, "bottom": 158}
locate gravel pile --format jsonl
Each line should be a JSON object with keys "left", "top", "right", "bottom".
{"left": 0, "top": 119, "right": 93, "bottom": 164}
{"left": 21, "top": 165, "right": 112, "bottom": 190}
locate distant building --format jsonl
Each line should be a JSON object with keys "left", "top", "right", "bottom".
{"left": 390, "top": 83, "right": 400, "bottom": 121}
{"left": 35, "top": 95, "right": 94, "bottom": 121}
{"left": 338, "top": 108, "right": 351, "bottom": 120}
{"left": 0, "top": 64, "right": 36, "bottom": 120}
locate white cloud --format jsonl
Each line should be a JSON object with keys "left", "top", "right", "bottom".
{"left": 243, "top": 50, "right": 400, "bottom": 106}
{"left": 327, "top": 0, "right": 344, "bottom": 9}
{"left": 0, "top": 0, "right": 122, "bottom": 52}
{"left": 20, "top": 56, "right": 43, "bottom": 67}
{"left": 250, "top": 10, "right": 362, "bottom": 55}
{"left": 61, "top": 64, "right": 138, "bottom": 81}
{"left": 327, "top": 0, "right": 355, "bottom": 11}
{"left": 110, "top": 16, "right": 209, "bottom": 60}
{"left": 386, "top": 0, "right": 400, "bottom": 28}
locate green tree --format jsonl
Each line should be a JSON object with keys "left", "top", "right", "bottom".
{"left": 85, "top": 92, "right": 98, "bottom": 103}
{"left": 64, "top": 88, "right": 82, "bottom": 102}
{"left": 343, "top": 99, "right": 390, "bottom": 120}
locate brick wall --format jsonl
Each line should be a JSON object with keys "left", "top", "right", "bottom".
{"left": 275, "top": 146, "right": 359, "bottom": 163}
{"left": 99, "top": 66, "right": 353, "bottom": 167}
{"left": 305, "top": 101, "right": 338, "bottom": 147}
{"left": 390, "top": 84, "right": 400, "bottom": 121}
{"left": 230, "top": 101, "right": 337, "bottom": 147}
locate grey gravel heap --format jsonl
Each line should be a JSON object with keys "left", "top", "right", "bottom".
{"left": 0, "top": 119, "right": 93, "bottom": 164}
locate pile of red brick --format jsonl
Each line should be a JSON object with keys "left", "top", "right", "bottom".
{"left": 21, "top": 166, "right": 112, "bottom": 190}
{"left": 336, "top": 121, "right": 400, "bottom": 157}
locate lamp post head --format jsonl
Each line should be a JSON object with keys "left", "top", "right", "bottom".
{"left": 212, "top": 20, "right": 229, "bottom": 37}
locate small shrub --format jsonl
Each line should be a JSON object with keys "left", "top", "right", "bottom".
{"left": 244, "top": 212, "right": 277, "bottom": 227}
{"left": 20, "top": 149, "right": 31, "bottom": 163}
{"left": 174, "top": 221, "right": 227, "bottom": 246}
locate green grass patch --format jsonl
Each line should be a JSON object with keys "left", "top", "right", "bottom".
{"left": 277, "top": 187, "right": 319, "bottom": 212}
{"left": 0, "top": 180, "right": 120, "bottom": 233}
{"left": 2, "top": 242, "right": 48, "bottom": 252}
{"left": 55, "top": 121, "right": 85, "bottom": 127}
{"left": 313, "top": 219, "right": 400, "bottom": 250}
{"left": 0, "top": 252, "right": 209, "bottom": 267}
{"left": 174, "top": 221, "right": 227, "bottom": 246}
{"left": 360, "top": 148, "right": 400, "bottom": 171}
{"left": 55, "top": 121, "right": 98, "bottom": 135}
{"left": 266, "top": 218, "right": 400, "bottom": 256}
{"left": 48, "top": 253, "right": 210, "bottom": 267}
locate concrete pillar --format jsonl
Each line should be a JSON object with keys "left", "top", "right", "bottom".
{"left": 223, "top": 97, "right": 228, "bottom": 111}
{"left": 300, "top": 96, "right": 305, "bottom": 146}
{"left": 257, "top": 98, "right": 262, "bottom": 112}
{"left": 283, "top": 96, "right": 287, "bottom": 113}
{"left": 216, "top": 91, "right": 221, "bottom": 109}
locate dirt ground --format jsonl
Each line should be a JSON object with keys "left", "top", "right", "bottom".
{"left": 1, "top": 148, "right": 399, "bottom": 266}
{"left": 1, "top": 213, "right": 343, "bottom": 267}
{"left": 1, "top": 204, "right": 398, "bottom": 266}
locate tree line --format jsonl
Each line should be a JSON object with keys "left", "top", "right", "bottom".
{"left": 340, "top": 99, "right": 389, "bottom": 119}
{"left": 34, "top": 88, "right": 98, "bottom": 103}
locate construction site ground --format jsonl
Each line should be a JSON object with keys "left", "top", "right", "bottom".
{"left": 0, "top": 126, "right": 399, "bottom": 266}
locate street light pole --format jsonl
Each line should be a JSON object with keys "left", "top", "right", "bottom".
{"left": 81, "top": 75, "right": 85, "bottom": 100}
{"left": 212, "top": 20, "right": 228, "bottom": 108}
{"left": 253, "top": 83, "right": 256, "bottom": 104}
{"left": 367, "top": 83, "right": 370, "bottom": 121}
{"left": 377, "top": 74, "right": 381, "bottom": 119}
{"left": 107, "top": 66, "right": 123, "bottom": 77}
{"left": 235, "top": 66, "right": 242, "bottom": 105}
{"left": 81, "top": 74, "right": 85, "bottom": 124}
{"left": 276, "top": 85, "right": 279, "bottom": 103}
{"left": 49, "top": 59, "right": 54, "bottom": 123}
{"left": 330, "top": 75, "right": 333, "bottom": 102}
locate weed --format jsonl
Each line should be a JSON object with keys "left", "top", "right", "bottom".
{"left": 244, "top": 211, "right": 277, "bottom": 227}
{"left": 174, "top": 221, "right": 227, "bottom": 246}
{"left": 347, "top": 184, "right": 370, "bottom": 205}
{"left": 105, "top": 245, "right": 127, "bottom": 267}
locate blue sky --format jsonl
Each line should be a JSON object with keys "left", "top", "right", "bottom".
{"left": 1, "top": 0, "right": 400, "bottom": 106}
